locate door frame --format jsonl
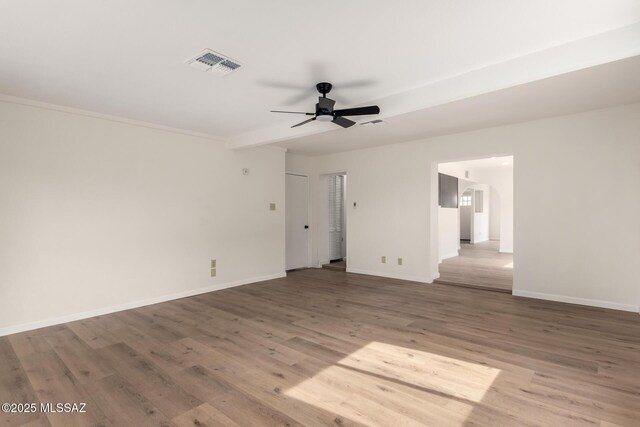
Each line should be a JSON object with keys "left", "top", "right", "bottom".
{"left": 285, "top": 172, "right": 312, "bottom": 269}
{"left": 432, "top": 154, "right": 514, "bottom": 291}
{"left": 316, "top": 170, "right": 348, "bottom": 267}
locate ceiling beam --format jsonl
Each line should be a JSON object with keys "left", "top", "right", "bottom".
{"left": 227, "top": 22, "right": 640, "bottom": 150}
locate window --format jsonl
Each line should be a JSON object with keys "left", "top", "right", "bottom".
{"left": 460, "top": 195, "right": 472, "bottom": 206}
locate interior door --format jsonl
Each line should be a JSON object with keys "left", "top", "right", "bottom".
{"left": 285, "top": 173, "right": 309, "bottom": 270}
{"left": 460, "top": 189, "right": 473, "bottom": 241}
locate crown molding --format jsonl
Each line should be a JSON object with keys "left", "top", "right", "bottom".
{"left": 0, "top": 93, "right": 228, "bottom": 143}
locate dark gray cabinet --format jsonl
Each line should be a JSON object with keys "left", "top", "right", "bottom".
{"left": 439, "top": 173, "right": 458, "bottom": 208}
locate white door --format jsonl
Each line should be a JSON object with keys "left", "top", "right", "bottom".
{"left": 286, "top": 174, "right": 309, "bottom": 270}
{"left": 460, "top": 189, "right": 473, "bottom": 241}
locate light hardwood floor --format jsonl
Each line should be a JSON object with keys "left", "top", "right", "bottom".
{"left": 437, "top": 240, "right": 513, "bottom": 292}
{"left": 1, "top": 269, "right": 639, "bottom": 426}
{"left": 322, "top": 260, "right": 347, "bottom": 272}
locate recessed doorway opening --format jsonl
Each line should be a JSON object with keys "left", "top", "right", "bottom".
{"left": 436, "top": 156, "right": 514, "bottom": 292}
{"left": 320, "top": 173, "right": 347, "bottom": 272}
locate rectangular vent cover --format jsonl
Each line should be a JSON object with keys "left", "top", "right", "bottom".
{"left": 360, "top": 119, "right": 386, "bottom": 126}
{"left": 186, "top": 49, "right": 242, "bottom": 75}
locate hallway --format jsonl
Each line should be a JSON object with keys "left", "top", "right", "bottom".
{"left": 437, "top": 240, "right": 513, "bottom": 292}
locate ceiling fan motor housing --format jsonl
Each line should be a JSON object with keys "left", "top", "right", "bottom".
{"left": 316, "top": 82, "right": 333, "bottom": 95}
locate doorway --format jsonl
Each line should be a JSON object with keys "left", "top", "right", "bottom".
{"left": 285, "top": 173, "right": 310, "bottom": 270}
{"left": 459, "top": 189, "right": 473, "bottom": 242}
{"left": 322, "top": 174, "right": 347, "bottom": 272}
{"left": 436, "top": 156, "right": 514, "bottom": 292}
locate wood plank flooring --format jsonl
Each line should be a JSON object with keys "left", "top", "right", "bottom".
{"left": 437, "top": 240, "right": 513, "bottom": 292}
{"left": 1, "top": 268, "right": 639, "bottom": 426}
{"left": 322, "top": 260, "right": 347, "bottom": 272}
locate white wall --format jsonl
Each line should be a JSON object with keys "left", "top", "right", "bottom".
{"left": 300, "top": 102, "right": 640, "bottom": 311}
{"left": 469, "top": 166, "right": 514, "bottom": 252}
{"left": 489, "top": 187, "right": 501, "bottom": 240}
{"left": 438, "top": 207, "right": 459, "bottom": 262}
{"left": 0, "top": 99, "right": 286, "bottom": 334}
{"left": 285, "top": 152, "right": 313, "bottom": 175}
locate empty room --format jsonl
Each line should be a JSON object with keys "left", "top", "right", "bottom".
{"left": 1, "top": 2, "right": 640, "bottom": 426}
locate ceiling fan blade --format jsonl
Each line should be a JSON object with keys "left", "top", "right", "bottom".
{"left": 292, "top": 117, "right": 316, "bottom": 128}
{"left": 318, "top": 97, "right": 336, "bottom": 111}
{"left": 332, "top": 116, "right": 356, "bottom": 128}
{"left": 333, "top": 105, "right": 380, "bottom": 116}
{"left": 271, "top": 110, "right": 315, "bottom": 115}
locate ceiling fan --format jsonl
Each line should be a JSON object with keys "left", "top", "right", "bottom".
{"left": 270, "top": 82, "right": 380, "bottom": 128}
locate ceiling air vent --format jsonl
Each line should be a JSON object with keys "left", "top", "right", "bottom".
{"left": 186, "top": 49, "right": 242, "bottom": 75}
{"left": 360, "top": 119, "right": 386, "bottom": 126}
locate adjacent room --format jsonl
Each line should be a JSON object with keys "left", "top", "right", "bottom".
{"left": 2, "top": 2, "right": 640, "bottom": 426}
{"left": 437, "top": 156, "right": 514, "bottom": 292}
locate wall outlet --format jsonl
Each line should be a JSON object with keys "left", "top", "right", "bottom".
{"left": 270, "top": 203, "right": 276, "bottom": 211}
{"left": 211, "top": 259, "right": 216, "bottom": 268}
{"left": 210, "top": 268, "right": 216, "bottom": 277}
{"left": 381, "top": 256, "right": 386, "bottom": 263}
{"left": 398, "top": 257, "right": 403, "bottom": 266}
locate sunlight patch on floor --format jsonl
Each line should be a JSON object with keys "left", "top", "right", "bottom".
{"left": 285, "top": 341, "right": 501, "bottom": 425}
{"left": 503, "top": 261, "right": 513, "bottom": 269}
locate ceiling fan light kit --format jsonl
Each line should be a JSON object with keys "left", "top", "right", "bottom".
{"left": 270, "top": 82, "right": 380, "bottom": 129}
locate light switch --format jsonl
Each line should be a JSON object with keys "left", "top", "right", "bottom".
{"left": 270, "top": 203, "right": 276, "bottom": 211}
{"left": 398, "top": 257, "right": 403, "bottom": 266}
{"left": 381, "top": 256, "right": 386, "bottom": 263}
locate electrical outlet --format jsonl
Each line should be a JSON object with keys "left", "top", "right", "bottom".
{"left": 398, "top": 257, "right": 403, "bottom": 266}
{"left": 211, "top": 259, "right": 216, "bottom": 268}
{"left": 211, "top": 268, "right": 216, "bottom": 277}
{"left": 270, "top": 203, "right": 276, "bottom": 211}
{"left": 381, "top": 256, "right": 386, "bottom": 263}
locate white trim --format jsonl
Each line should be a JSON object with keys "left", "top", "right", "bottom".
{"left": 346, "top": 268, "right": 436, "bottom": 284}
{"left": 318, "top": 169, "right": 348, "bottom": 177}
{"left": 260, "top": 145, "right": 288, "bottom": 152}
{"left": 0, "top": 272, "right": 286, "bottom": 337}
{"left": 0, "top": 94, "right": 227, "bottom": 143}
{"left": 512, "top": 289, "right": 638, "bottom": 313}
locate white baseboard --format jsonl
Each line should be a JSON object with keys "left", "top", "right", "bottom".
{"left": 439, "top": 251, "right": 459, "bottom": 263}
{"left": 512, "top": 289, "right": 639, "bottom": 313}
{"left": 0, "top": 272, "right": 286, "bottom": 337}
{"left": 346, "top": 268, "right": 436, "bottom": 284}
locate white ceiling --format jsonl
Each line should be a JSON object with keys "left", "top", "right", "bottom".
{"left": 1, "top": 0, "right": 640, "bottom": 148}
{"left": 277, "top": 55, "right": 640, "bottom": 155}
